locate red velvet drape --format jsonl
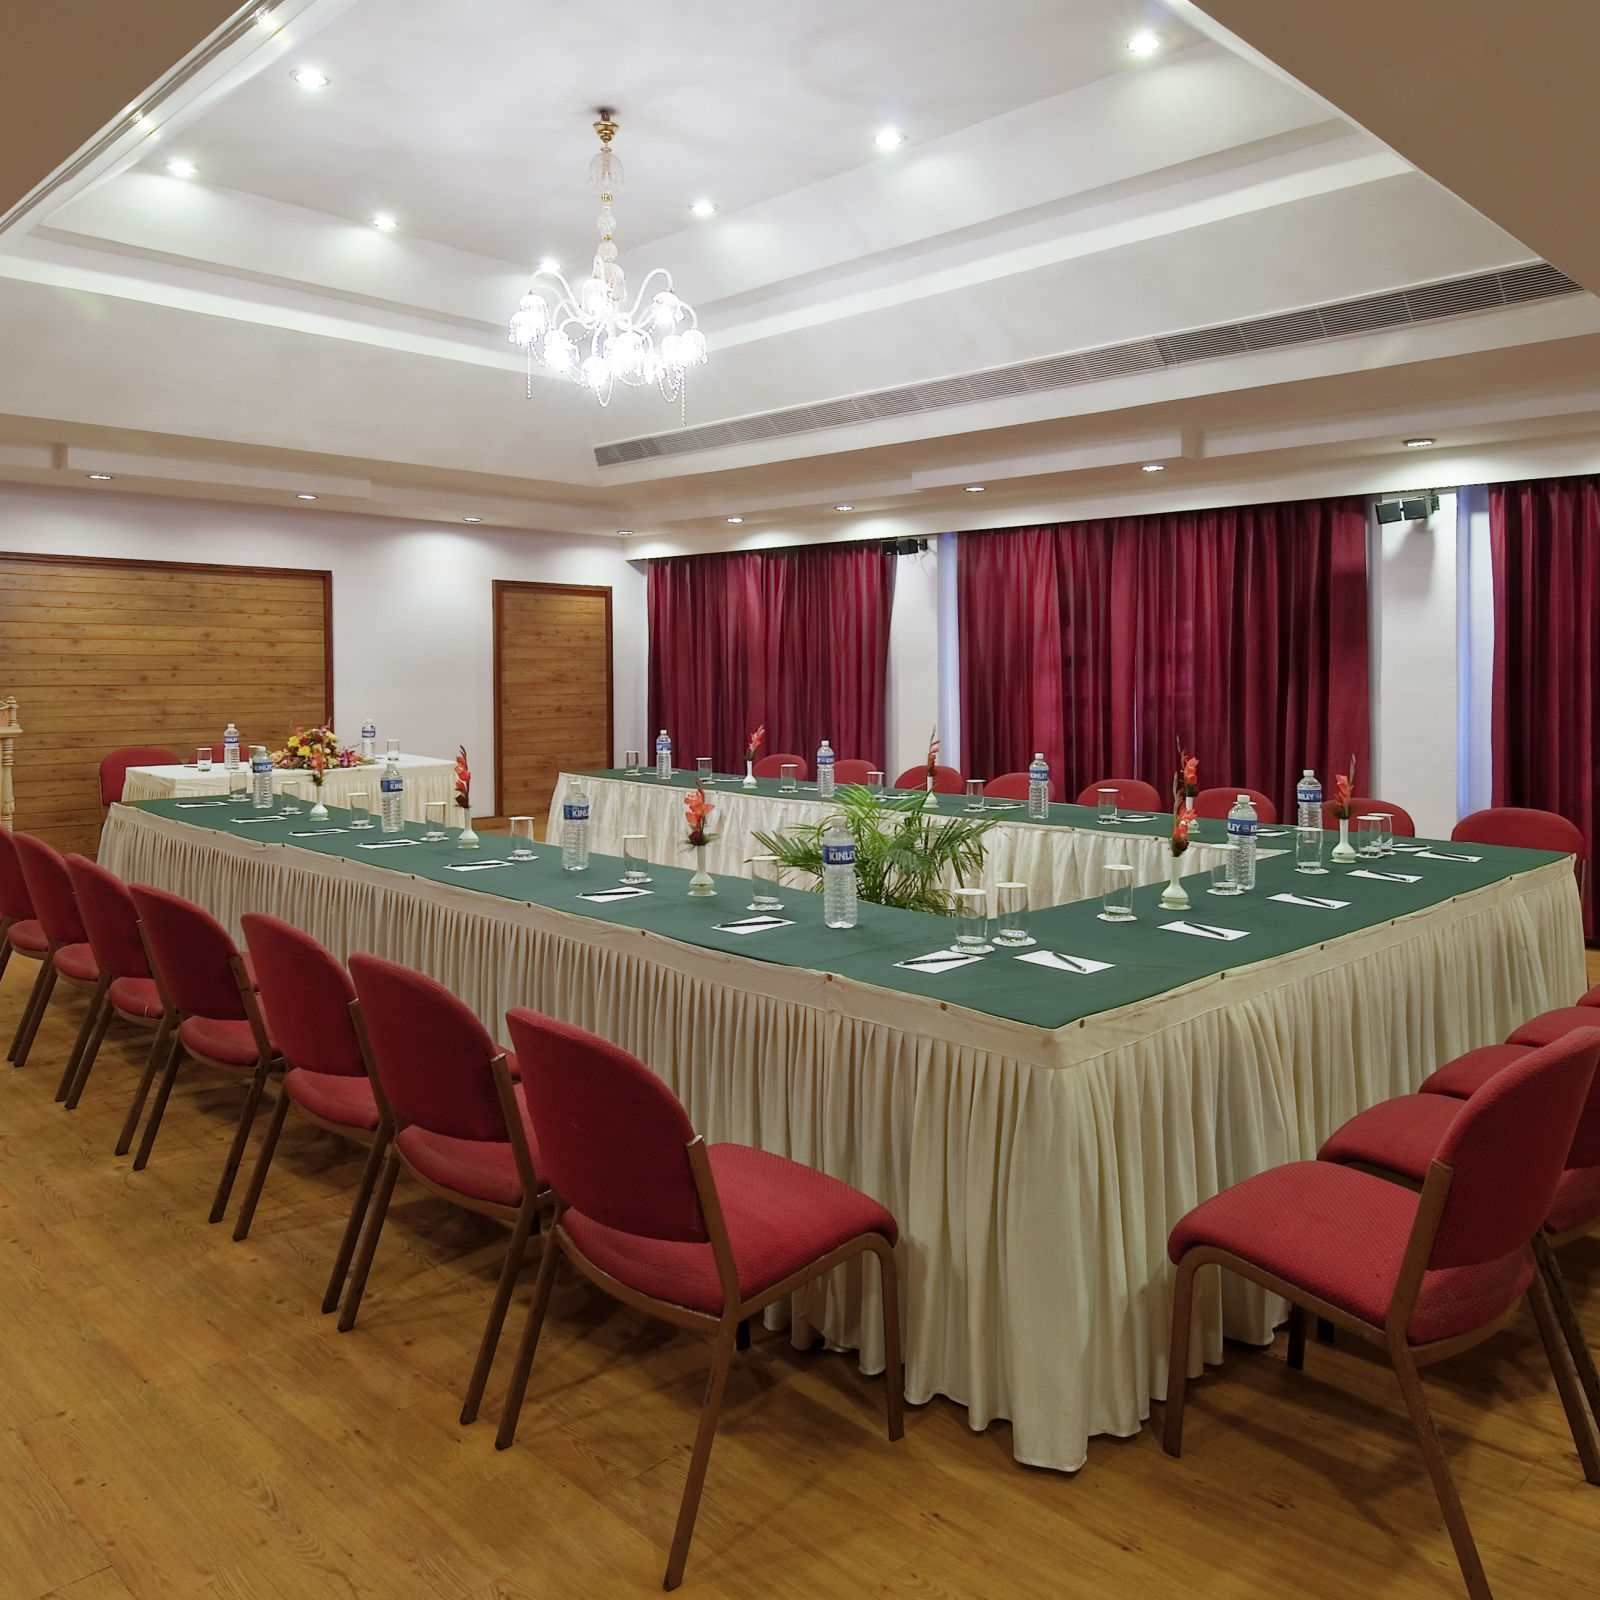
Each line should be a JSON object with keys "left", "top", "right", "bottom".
{"left": 1490, "top": 476, "right": 1599, "bottom": 929}
{"left": 959, "top": 497, "right": 1370, "bottom": 815}
{"left": 647, "top": 542, "right": 898, "bottom": 771}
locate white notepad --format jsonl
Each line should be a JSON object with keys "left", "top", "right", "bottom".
{"left": 1016, "top": 950, "right": 1113, "bottom": 974}
{"left": 1162, "top": 920, "right": 1249, "bottom": 941}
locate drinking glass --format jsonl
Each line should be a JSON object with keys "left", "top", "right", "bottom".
{"left": 993, "top": 881, "right": 1033, "bottom": 947}
{"left": 624, "top": 749, "right": 642, "bottom": 775}
{"left": 780, "top": 763, "right": 799, "bottom": 794}
{"left": 953, "top": 887, "right": 993, "bottom": 954}
{"left": 509, "top": 816, "right": 537, "bottom": 861}
{"left": 867, "top": 770, "right": 885, "bottom": 795}
{"left": 422, "top": 801, "right": 447, "bottom": 841}
{"left": 347, "top": 789, "right": 373, "bottom": 829}
{"left": 965, "top": 778, "right": 985, "bottom": 812}
{"left": 748, "top": 853, "right": 783, "bottom": 912}
{"left": 1208, "top": 857, "right": 1241, "bottom": 896}
{"left": 195, "top": 747, "right": 212, "bottom": 773}
{"left": 1358, "top": 813, "right": 1385, "bottom": 857}
{"left": 697, "top": 756, "right": 714, "bottom": 786}
{"left": 1361, "top": 812, "right": 1393, "bottom": 856}
{"left": 227, "top": 767, "right": 248, "bottom": 803}
{"left": 278, "top": 776, "right": 303, "bottom": 814}
{"left": 1099, "top": 863, "right": 1135, "bottom": 922}
{"left": 622, "top": 834, "right": 651, "bottom": 884}
{"left": 1097, "top": 787, "right": 1119, "bottom": 825}
{"left": 1295, "top": 825, "right": 1327, "bottom": 874}
{"left": 386, "top": 738, "right": 399, "bottom": 758}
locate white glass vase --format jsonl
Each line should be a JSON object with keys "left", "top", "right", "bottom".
{"left": 1331, "top": 816, "right": 1358, "bottom": 863}
{"left": 688, "top": 843, "right": 716, "bottom": 896}
{"left": 457, "top": 815, "right": 480, "bottom": 849}
{"left": 743, "top": 759, "right": 757, "bottom": 788}
{"left": 1159, "top": 852, "right": 1190, "bottom": 909}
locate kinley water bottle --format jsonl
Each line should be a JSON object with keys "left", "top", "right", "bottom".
{"left": 361, "top": 718, "right": 377, "bottom": 763}
{"left": 1227, "top": 793, "right": 1258, "bottom": 891}
{"left": 250, "top": 746, "right": 275, "bottom": 810}
{"left": 1028, "top": 753, "right": 1050, "bottom": 820}
{"left": 222, "top": 722, "right": 240, "bottom": 770}
{"left": 562, "top": 783, "right": 591, "bottom": 870}
{"left": 817, "top": 739, "right": 836, "bottom": 799}
{"left": 822, "top": 819, "right": 858, "bottom": 929}
{"left": 380, "top": 752, "right": 405, "bottom": 831}
{"left": 1296, "top": 769, "right": 1322, "bottom": 831}
{"left": 655, "top": 730, "right": 673, "bottom": 781}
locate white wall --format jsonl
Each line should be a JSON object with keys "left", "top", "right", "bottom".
{"left": 0, "top": 483, "right": 645, "bottom": 807}
{"left": 884, "top": 542, "right": 942, "bottom": 779}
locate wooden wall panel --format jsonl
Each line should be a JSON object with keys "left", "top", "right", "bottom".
{"left": 0, "top": 553, "right": 332, "bottom": 858}
{"left": 494, "top": 581, "right": 613, "bottom": 821}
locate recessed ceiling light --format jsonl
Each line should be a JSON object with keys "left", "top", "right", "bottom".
{"left": 290, "top": 66, "right": 330, "bottom": 89}
{"left": 1127, "top": 31, "right": 1162, "bottom": 57}
{"left": 689, "top": 199, "right": 718, "bottom": 218}
{"left": 165, "top": 157, "right": 197, "bottom": 179}
{"left": 964, "top": 484, "right": 985, "bottom": 493}
{"left": 371, "top": 212, "right": 397, "bottom": 231}
{"left": 1141, "top": 463, "right": 1166, "bottom": 473}
{"left": 87, "top": 473, "right": 113, "bottom": 481}
{"left": 537, "top": 256, "right": 559, "bottom": 273}
{"left": 296, "top": 492, "right": 318, "bottom": 501}
{"left": 834, "top": 504, "right": 854, "bottom": 512}
{"left": 461, "top": 515, "right": 482, "bottom": 523}
{"left": 1404, "top": 436, "right": 1436, "bottom": 448}
{"left": 874, "top": 127, "right": 905, "bottom": 151}
{"left": 617, "top": 529, "right": 633, "bottom": 536}
{"left": 726, "top": 516, "right": 744, "bottom": 524}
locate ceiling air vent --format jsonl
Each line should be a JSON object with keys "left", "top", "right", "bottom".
{"left": 593, "top": 261, "right": 1586, "bottom": 468}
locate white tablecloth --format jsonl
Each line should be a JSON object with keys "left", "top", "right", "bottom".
{"left": 98, "top": 802, "right": 1584, "bottom": 1472}
{"left": 122, "top": 754, "right": 454, "bottom": 825}
{"left": 547, "top": 772, "right": 1237, "bottom": 907}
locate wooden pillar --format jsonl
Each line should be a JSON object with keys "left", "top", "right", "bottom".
{"left": 0, "top": 696, "right": 19, "bottom": 830}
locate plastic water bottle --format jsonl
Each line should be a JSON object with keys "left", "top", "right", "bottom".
{"left": 1296, "top": 769, "right": 1323, "bottom": 831}
{"left": 655, "top": 730, "right": 673, "bottom": 781}
{"left": 250, "top": 746, "right": 274, "bottom": 810}
{"left": 562, "top": 783, "right": 590, "bottom": 871}
{"left": 379, "top": 753, "right": 404, "bottom": 832}
{"left": 822, "top": 819, "right": 858, "bottom": 929}
{"left": 1227, "top": 793, "right": 1258, "bottom": 891}
{"left": 1028, "top": 753, "right": 1050, "bottom": 821}
{"left": 817, "top": 740, "right": 836, "bottom": 799}
{"left": 361, "top": 719, "right": 376, "bottom": 763}
{"left": 222, "top": 723, "right": 240, "bottom": 770}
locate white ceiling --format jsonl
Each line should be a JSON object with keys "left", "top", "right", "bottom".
{"left": 0, "top": 0, "right": 1597, "bottom": 550}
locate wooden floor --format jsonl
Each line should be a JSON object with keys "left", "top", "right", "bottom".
{"left": 2, "top": 957, "right": 1599, "bottom": 1600}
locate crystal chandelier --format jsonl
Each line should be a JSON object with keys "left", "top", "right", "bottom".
{"left": 508, "top": 110, "right": 707, "bottom": 406}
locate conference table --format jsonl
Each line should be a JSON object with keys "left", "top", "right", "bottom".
{"left": 547, "top": 768, "right": 1249, "bottom": 907}
{"left": 121, "top": 752, "right": 455, "bottom": 825}
{"left": 98, "top": 796, "right": 1584, "bottom": 1472}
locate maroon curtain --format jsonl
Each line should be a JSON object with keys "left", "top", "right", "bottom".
{"left": 647, "top": 542, "right": 898, "bottom": 771}
{"left": 959, "top": 497, "right": 1370, "bottom": 814}
{"left": 1491, "top": 476, "right": 1599, "bottom": 928}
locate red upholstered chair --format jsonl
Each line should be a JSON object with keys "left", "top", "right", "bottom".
{"left": 342, "top": 953, "right": 550, "bottom": 1425}
{"left": 1073, "top": 778, "right": 1164, "bottom": 811}
{"left": 1192, "top": 786, "right": 1278, "bottom": 824}
{"left": 9, "top": 833, "right": 95, "bottom": 1072}
{"left": 1322, "top": 796, "right": 1416, "bottom": 837}
{"left": 1165, "top": 1030, "right": 1600, "bottom": 1600}
{"left": 0, "top": 827, "right": 46, "bottom": 994}
{"left": 1454, "top": 805, "right": 1588, "bottom": 906}
{"left": 497, "top": 1006, "right": 903, "bottom": 1590}
{"left": 231, "top": 915, "right": 383, "bottom": 1314}
{"left": 125, "top": 885, "right": 279, "bottom": 1223}
{"left": 753, "top": 752, "right": 808, "bottom": 780}
{"left": 58, "top": 856, "right": 165, "bottom": 1110}
{"left": 833, "top": 758, "right": 874, "bottom": 786}
{"left": 98, "top": 746, "right": 179, "bottom": 806}
{"left": 893, "top": 763, "right": 965, "bottom": 795}
{"left": 986, "top": 771, "right": 1064, "bottom": 803}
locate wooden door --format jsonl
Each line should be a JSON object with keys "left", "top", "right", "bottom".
{"left": 0, "top": 552, "right": 331, "bottom": 857}
{"left": 494, "top": 581, "right": 613, "bottom": 821}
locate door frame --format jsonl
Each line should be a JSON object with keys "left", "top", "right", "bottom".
{"left": 492, "top": 579, "right": 614, "bottom": 817}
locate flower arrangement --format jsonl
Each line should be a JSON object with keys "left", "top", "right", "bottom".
{"left": 745, "top": 725, "right": 765, "bottom": 763}
{"left": 1170, "top": 743, "right": 1198, "bottom": 857}
{"left": 684, "top": 785, "right": 716, "bottom": 848}
{"left": 1330, "top": 756, "right": 1358, "bottom": 820}
{"left": 273, "top": 725, "right": 358, "bottom": 770}
{"left": 454, "top": 747, "right": 472, "bottom": 813}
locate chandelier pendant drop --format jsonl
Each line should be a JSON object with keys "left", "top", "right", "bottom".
{"left": 508, "top": 110, "right": 707, "bottom": 407}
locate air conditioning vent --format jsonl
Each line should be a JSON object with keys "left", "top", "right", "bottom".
{"left": 596, "top": 262, "right": 1586, "bottom": 468}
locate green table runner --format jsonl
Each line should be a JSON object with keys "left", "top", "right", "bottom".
{"left": 129, "top": 797, "right": 1567, "bottom": 1033}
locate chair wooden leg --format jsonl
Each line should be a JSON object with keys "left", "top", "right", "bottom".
{"left": 460, "top": 1201, "right": 537, "bottom": 1426}
{"left": 1162, "top": 1255, "right": 1200, "bottom": 1457}
{"left": 231, "top": 1089, "right": 292, "bottom": 1241}
{"left": 1527, "top": 1272, "right": 1600, "bottom": 1486}
{"left": 63, "top": 998, "right": 116, "bottom": 1109}
{"left": 337, "top": 1147, "right": 401, "bottom": 1333}
{"left": 56, "top": 977, "right": 109, "bottom": 1100}
{"left": 322, "top": 1130, "right": 389, "bottom": 1315}
{"left": 663, "top": 1322, "right": 740, "bottom": 1591}
{"left": 872, "top": 1235, "right": 905, "bottom": 1441}
{"left": 495, "top": 1230, "right": 563, "bottom": 1451}
{"left": 1316, "top": 1316, "right": 1336, "bottom": 1343}
{"left": 1389, "top": 1339, "right": 1493, "bottom": 1600}
{"left": 116, "top": 1013, "right": 174, "bottom": 1156}
{"left": 0, "top": 933, "right": 11, "bottom": 985}
{"left": 9, "top": 960, "right": 57, "bottom": 1067}
{"left": 1286, "top": 1304, "right": 1307, "bottom": 1371}
{"left": 131, "top": 1034, "right": 185, "bottom": 1171}
{"left": 208, "top": 1065, "right": 273, "bottom": 1223}
{"left": 1534, "top": 1231, "right": 1600, "bottom": 1453}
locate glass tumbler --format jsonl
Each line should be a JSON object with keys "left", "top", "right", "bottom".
{"left": 1098, "top": 787, "right": 1119, "bottom": 825}
{"left": 1295, "top": 825, "right": 1327, "bottom": 874}
{"left": 622, "top": 834, "right": 651, "bottom": 884}
{"left": 278, "top": 776, "right": 303, "bottom": 814}
{"left": 422, "top": 801, "right": 448, "bottom": 841}
{"left": 228, "top": 767, "right": 248, "bottom": 802}
{"left": 347, "top": 789, "right": 373, "bottom": 829}
{"left": 697, "top": 756, "right": 714, "bottom": 786}
{"left": 867, "top": 770, "right": 885, "bottom": 794}
{"left": 953, "top": 887, "right": 993, "bottom": 954}
{"left": 1208, "top": 858, "right": 1240, "bottom": 895}
{"left": 779, "top": 763, "right": 799, "bottom": 794}
{"left": 1099, "top": 863, "right": 1135, "bottom": 922}
{"left": 993, "top": 881, "right": 1033, "bottom": 947}
{"left": 965, "top": 778, "right": 985, "bottom": 812}
{"left": 748, "top": 853, "right": 783, "bottom": 912}
{"left": 624, "top": 749, "right": 641, "bottom": 775}
{"left": 1358, "top": 813, "right": 1385, "bottom": 856}
{"left": 509, "top": 816, "right": 537, "bottom": 860}
{"left": 195, "top": 747, "right": 212, "bottom": 773}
